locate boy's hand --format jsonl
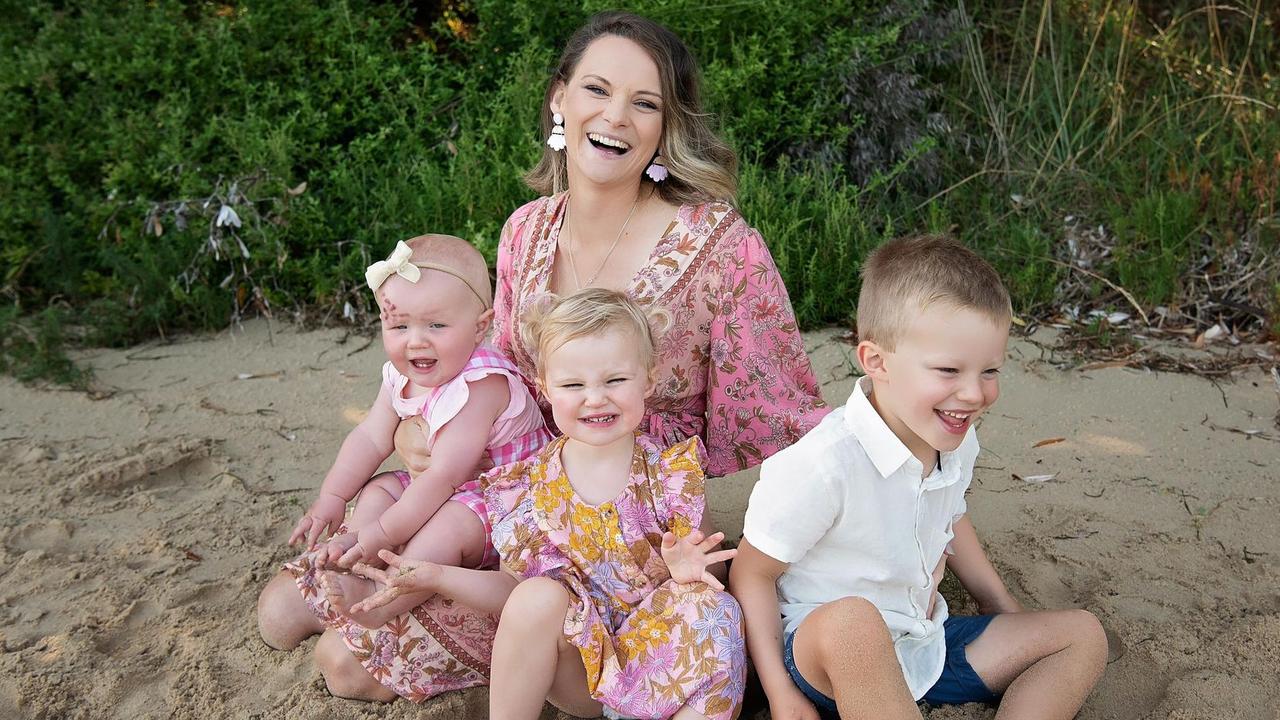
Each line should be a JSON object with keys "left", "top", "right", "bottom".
{"left": 349, "top": 549, "right": 441, "bottom": 612}
{"left": 660, "top": 530, "right": 737, "bottom": 591}
{"left": 767, "top": 684, "right": 822, "bottom": 720}
{"left": 762, "top": 681, "right": 824, "bottom": 717}
{"left": 288, "top": 493, "right": 346, "bottom": 548}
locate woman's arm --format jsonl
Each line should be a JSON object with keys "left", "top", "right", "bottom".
{"left": 947, "top": 515, "right": 1023, "bottom": 614}
{"left": 702, "top": 224, "right": 829, "bottom": 475}
{"left": 351, "top": 550, "right": 521, "bottom": 616}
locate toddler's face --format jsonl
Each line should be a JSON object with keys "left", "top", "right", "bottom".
{"left": 869, "top": 305, "right": 1008, "bottom": 463}
{"left": 377, "top": 271, "right": 490, "bottom": 389}
{"left": 540, "top": 328, "right": 653, "bottom": 450}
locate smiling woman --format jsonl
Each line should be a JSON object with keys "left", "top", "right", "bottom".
{"left": 313, "top": 11, "right": 831, "bottom": 704}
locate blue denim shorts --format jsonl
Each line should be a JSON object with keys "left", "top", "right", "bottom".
{"left": 782, "top": 614, "right": 1000, "bottom": 715}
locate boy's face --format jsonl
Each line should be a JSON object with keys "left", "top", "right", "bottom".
{"left": 860, "top": 304, "right": 1009, "bottom": 466}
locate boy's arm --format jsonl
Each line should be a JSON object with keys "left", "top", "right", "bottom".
{"left": 352, "top": 375, "right": 509, "bottom": 557}
{"left": 290, "top": 385, "right": 400, "bottom": 547}
{"left": 947, "top": 514, "right": 1024, "bottom": 614}
{"left": 730, "top": 539, "right": 820, "bottom": 719}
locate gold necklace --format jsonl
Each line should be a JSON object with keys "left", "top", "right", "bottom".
{"left": 565, "top": 195, "right": 641, "bottom": 289}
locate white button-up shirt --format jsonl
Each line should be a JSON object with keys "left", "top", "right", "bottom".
{"left": 743, "top": 375, "right": 978, "bottom": 700}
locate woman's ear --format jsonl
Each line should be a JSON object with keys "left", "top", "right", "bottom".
{"left": 550, "top": 83, "right": 566, "bottom": 116}
{"left": 856, "top": 340, "right": 890, "bottom": 381}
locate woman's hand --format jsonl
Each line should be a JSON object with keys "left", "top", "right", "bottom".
{"left": 660, "top": 530, "right": 737, "bottom": 591}
{"left": 393, "top": 417, "right": 433, "bottom": 475}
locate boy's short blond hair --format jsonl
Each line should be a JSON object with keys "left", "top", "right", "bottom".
{"left": 856, "top": 234, "right": 1011, "bottom": 350}
{"left": 519, "top": 288, "right": 668, "bottom": 378}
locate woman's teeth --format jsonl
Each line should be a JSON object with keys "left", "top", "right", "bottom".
{"left": 587, "top": 133, "right": 630, "bottom": 153}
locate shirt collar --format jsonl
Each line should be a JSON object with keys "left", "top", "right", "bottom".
{"left": 843, "top": 376, "right": 916, "bottom": 478}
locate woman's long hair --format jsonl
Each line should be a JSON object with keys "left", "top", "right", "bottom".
{"left": 524, "top": 11, "right": 738, "bottom": 206}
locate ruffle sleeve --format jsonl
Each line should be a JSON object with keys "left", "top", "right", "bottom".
{"left": 647, "top": 435, "right": 707, "bottom": 538}
{"left": 481, "top": 441, "right": 570, "bottom": 580}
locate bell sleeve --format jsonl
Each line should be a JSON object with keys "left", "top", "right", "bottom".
{"left": 703, "top": 225, "right": 829, "bottom": 476}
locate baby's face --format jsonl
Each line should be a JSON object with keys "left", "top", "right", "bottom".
{"left": 871, "top": 305, "right": 1008, "bottom": 463}
{"left": 377, "top": 270, "right": 490, "bottom": 389}
{"left": 539, "top": 328, "right": 653, "bottom": 451}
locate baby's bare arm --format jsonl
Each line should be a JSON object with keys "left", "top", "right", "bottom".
{"left": 289, "top": 384, "right": 399, "bottom": 547}
{"left": 353, "top": 375, "right": 510, "bottom": 555}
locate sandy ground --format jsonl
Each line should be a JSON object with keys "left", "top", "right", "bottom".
{"left": 0, "top": 319, "right": 1277, "bottom": 720}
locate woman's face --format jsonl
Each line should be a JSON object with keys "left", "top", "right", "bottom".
{"left": 551, "top": 35, "right": 664, "bottom": 193}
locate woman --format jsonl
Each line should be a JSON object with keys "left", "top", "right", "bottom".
{"left": 258, "top": 11, "right": 828, "bottom": 703}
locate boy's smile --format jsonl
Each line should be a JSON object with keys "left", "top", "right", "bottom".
{"left": 861, "top": 304, "right": 1009, "bottom": 470}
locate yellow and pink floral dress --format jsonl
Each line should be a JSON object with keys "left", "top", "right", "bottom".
{"left": 485, "top": 434, "right": 746, "bottom": 720}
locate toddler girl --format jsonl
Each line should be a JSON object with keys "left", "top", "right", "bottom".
{"left": 285, "top": 234, "right": 551, "bottom": 628}
{"left": 351, "top": 288, "right": 746, "bottom": 720}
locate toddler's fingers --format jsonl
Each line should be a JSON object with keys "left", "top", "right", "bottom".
{"left": 700, "top": 572, "right": 725, "bottom": 592}
{"left": 698, "top": 531, "right": 725, "bottom": 549}
{"left": 705, "top": 548, "right": 737, "bottom": 565}
{"left": 288, "top": 517, "right": 309, "bottom": 546}
{"left": 685, "top": 529, "right": 705, "bottom": 546}
{"left": 350, "top": 562, "right": 388, "bottom": 584}
{"left": 660, "top": 531, "right": 677, "bottom": 549}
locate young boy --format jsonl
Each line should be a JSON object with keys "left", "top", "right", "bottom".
{"left": 730, "top": 235, "right": 1107, "bottom": 719}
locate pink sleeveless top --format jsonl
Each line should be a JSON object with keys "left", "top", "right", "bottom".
{"left": 381, "top": 342, "right": 551, "bottom": 466}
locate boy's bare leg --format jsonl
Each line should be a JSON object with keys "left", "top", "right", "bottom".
{"left": 964, "top": 609, "right": 1107, "bottom": 720}
{"left": 323, "top": 500, "right": 486, "bottom": 627}
{"left": 490, "top": 577, "right": 601, "bottom": 720}
{"left": 790, "top": 597, "right": 920, "bottom": 720}
{"left": 256, "top": 570, "right": 324, "bottom": 649}
{"left": 314, "top": 629, "right": 397, "bottom": 701}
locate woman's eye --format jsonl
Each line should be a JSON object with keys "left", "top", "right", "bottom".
{"left": 636, "top": 100, "right": 658, "bottom": 111}
{"left": 585, "top": 84, "right": 607, "bottom": 96}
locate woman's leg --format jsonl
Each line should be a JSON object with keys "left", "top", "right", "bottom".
{"left": 314, "top": 629, "right": 397, "bottom": 701}
{"left": 256, "top": 569, "right": 324, "bottom": 650}
{"left": 490, "top": 577, "right": 601, "bottom": 720}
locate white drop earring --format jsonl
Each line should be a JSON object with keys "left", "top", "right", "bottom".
{"left": 546, "top": 112, "right": 566, "bottom": 152}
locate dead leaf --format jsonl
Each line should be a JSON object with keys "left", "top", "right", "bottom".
{"left": 183, "top": 548, "right": 203, "bottom": 562}
{"left": 1013, "top": 472, "right": 1058, "bottom": 484}
{"left": 1033, "top": 437, "right": 1066, "bottom": 448}
{"left": 287, "top": 181, "right": 307, "bottom": 196}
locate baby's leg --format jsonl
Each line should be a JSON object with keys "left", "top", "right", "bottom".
{"left": 256, "top": 569, "right": 324, "bottom": 650}
{"left": 490, "top": 577, "right": 601, "bottom": 720}
{"left": 963, "top": 608, "right": 1107, "bottom": 720}
{"left": 323, "top": 499, "right": 486, "bottom": 628}
{"left": 344, "top": 471, "right": 405, "bottom": 531}
{"left": 790, "top": 596, "right": 920, "bottom": 719}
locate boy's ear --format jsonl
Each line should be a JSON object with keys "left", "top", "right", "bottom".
{"left": 474, "top": 308, "right": 495, "bottom": 341}
{"left": 856, "top": 340, "right": 890, "bottom": 380}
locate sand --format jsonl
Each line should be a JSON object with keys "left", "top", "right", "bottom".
{"left": 0, "top": 319, "right": 1276, "bottom": 720}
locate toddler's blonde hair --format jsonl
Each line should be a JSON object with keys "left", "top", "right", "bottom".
{"left": 856, "top": 234, "right": 1011, "bottom": 350}
{"left": 520, "top": 288, "right": 668, "bottom": 379}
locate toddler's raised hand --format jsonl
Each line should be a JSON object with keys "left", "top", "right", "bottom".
{"left": 288, "top": 493, "right": 347, "bottom": 548}
{"left": 349, "top": 549, "right": 441, "bottom": 613}
{"left": 660, "top": 530, "right": 737, "bottom": 591}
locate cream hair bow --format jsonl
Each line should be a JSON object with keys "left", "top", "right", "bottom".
{"left": 365, "top": 241, "right": 420, "bottom": 291}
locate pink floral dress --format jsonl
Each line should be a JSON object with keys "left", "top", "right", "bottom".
{"left": 484, "top": 434, "right": 746, "bottom": 720}
{"left": 493, "top": 193, "right": 829, "bottom": 477}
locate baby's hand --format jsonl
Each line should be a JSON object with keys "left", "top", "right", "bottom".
{"left": 288, "top": 493, "right": 347, "bottom": 548}
{"left": 349, "top": 549, "right": 441, "bottom": 613}
{"left": 317, "top": 532, "right": 360, "bottom": 569}
{"left": 660, "top": 530, "right": 737, "bottom": 591}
